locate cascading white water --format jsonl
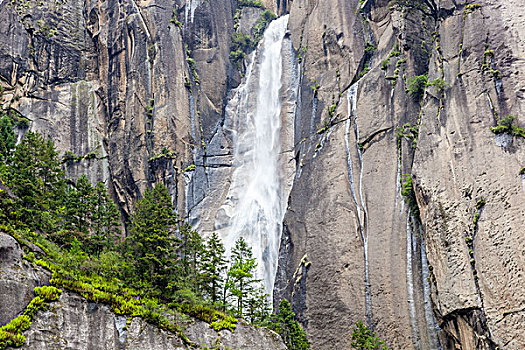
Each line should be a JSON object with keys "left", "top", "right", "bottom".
{"left": 217, "top": 16, "right": 290, "bottom": 297}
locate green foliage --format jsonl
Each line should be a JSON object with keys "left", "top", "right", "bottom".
{"left": 490, "top": 115, "right": 525, "bottom": 138}
{"left": 186, "top": 56, "right": 200, "bottom": 85}
{"left": 219, "top": 237, "right": 270, "bottom": 325}
{"left": 358, "top": 62, "right": 371, "bottom": 80}
{"left": 0, "top": 112, "right": 16, "bottom": 163}
{"left": 225, "top": 237, "right": 261, "bottom": 319}
{"left": 4, "top": 131, "right": 66, "bottom": 231}
{"left": 201, "top": 232, "right": 228, "bottom": 304}
{"left": 381, "top": 49, "right": 401, "bottom": 71}
{"left": 396, "top": 123, "right": 419, "bottom": 149}
{"left": 269, "top": 299, "right": 310, "bottom": 350}
{"left": 464, "top": 3, "right": 481, "bottom": 15}
{"left": 253, "top": 10, "right": 277, "bottom": 41}
{"left": 310, "top": 82, "right": 320, "bottom": 97}
{"left": 34, "top": 286, "right": 62, "bottom": 301}
{"left": 364, "top": 43, "right": 376, "bottom": 53}
{"left": 230, "top": 33, "right": 256, "bottom": 68}
{"left": 406, "top": 75, "right": 428, "bottom": 101}
{"left": 125, "top": 184, "right": 179, "bottom": 293}
{"left": 175, "top": 303, "right": 237, "bottom": 332}
{"left": 475, "top": 198, "right": 486, "bottom": 210}
{"left": 237, "top": 0, "right": 263, "bottom": 8}
{"left": 350, "top": 320, "right": 388, "bottom": 350}
{"left": 148, "top": 147, "right": 175, "bottom": 162}
{"left": 0, "top": 286, "right": 62, "bottom": 350}
{"left": 520, "top": 167, "right": 525, "bottom": 176}
{"left": 0, "top": 128, "right": 275, "bottom": 342}
{"left": 401, "top": 175, "right": 419, "bottom": 217}
{"left": 427, "top": 78, "right": 446, "bottom": 92}
{"left": 58, "top": 175, "right": 121, "bottom": 254}
{"left": 230, "top": 9, "right": 276, "bottom": 70}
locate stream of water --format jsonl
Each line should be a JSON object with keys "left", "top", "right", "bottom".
{"left": 217, "top": 16, "right": 290, "bottom": 297}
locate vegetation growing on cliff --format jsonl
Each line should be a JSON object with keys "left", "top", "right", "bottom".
{"left": 230, "top": 6, "right": 276, "bottom": 71}
{"left": 270, "top": 299, "right": 310, "bottom": 350}
{"left": 406, "top": 75, "right": 428, "bottom": 101}
{"left": 350, "top": 321, "right": 388, "bottom": 350}
{"left": 0, "top": 286, "right": 62, "bottom": 349}
{"left": 490, "top": 115, "right": 525, "bottom": 138}
{"left": 0, "top": 122, "right": 309, "bottom": 348}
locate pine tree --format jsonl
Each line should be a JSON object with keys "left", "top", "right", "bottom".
{"left": 350, "top": 321, "right": 388, "bottom": 350}
{"left": 126, "top": 184, "right": 178, "bottom": 292}
{"left": 6, "top": 131, "right": 65, "bottom": 230}
{"left": 226, "top": 237, "right": 260, "bottom": 318}
{"left": 245, "top": 284, "right": 271, "bottom": 325}
{"left": 178, "top": 222, "right": 205, "bottom": 295}
{"left": 201, "top": 232, "right": 228, "bottom": 305}
{"left": 90, "top": 182, "right": 121, "bottom": 254}
{"left": 0, "top": 113, "right": 16, "bottom": 163}
{"left": 271, "top": 299, "right": 310, "bottom": 350}
{"left": 65, "top": 174, "right": 95, "bottom": 234}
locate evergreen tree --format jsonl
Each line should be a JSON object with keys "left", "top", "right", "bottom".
{"left": 90, "top": 182, "right": 121, "bottom": 254}
{"left": 245, "top": 284, "right": 271, "bottom": 325}
{"left": 64, "top": 174, "right": 95, "bottom": 234}
{"left": 177, "top": 222, "right": 205, "bottom": 295}
{"left": 201, "top": 232, "right": 228, "bottom": 305}
{"left": 5, "top": 131, "right": 65, "bottom": 230}
{"left": 0, "top": 113, "right": 16, "bottom": 163}
{"left": 125, "top": 183, "right": 178, "bottom": 292}
{"left": 350, "top": 321, "right": 388, "bottom": 350}
{"left": 271, "top": 299, "right": 310, "bottom": 350}
{"left": 226, "top": 237, "right": 260, "bottom": 318}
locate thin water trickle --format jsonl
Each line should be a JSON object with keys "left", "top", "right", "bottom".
{"left": 345, "top": 83, "right": 372, "bottom": 326}
{"left": 406, "top": 211, "right": 421, "bottom": 348}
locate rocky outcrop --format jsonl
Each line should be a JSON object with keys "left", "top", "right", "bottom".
{"left": 0, "top": 234, "right": 50, "bottom": 326}
{"left": 0, "top": 232, "right": 286, "bottom": 350}
{"left": 22, "top": 292, "right": 286, "bottom": 350}
{"left": 274, "top": 0, "right": 525, "bottom": 349}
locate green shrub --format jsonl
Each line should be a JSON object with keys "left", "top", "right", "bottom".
{"left": 0, "top": 285, "right": 62, "bottom": 350}
{"left": 401, "top": 175, "right": 419, "bottom": 216}
{"left": 253, "top": 10, "right": 277, "bottom": 41}
{"left": 520, "top": 167, "right": 525, "bottom": 176}
{"left": 406, "top": 75, "right": 428, "bottom": 101}
{"left": 490, "top": 115, "right": 525, "bottom": 137}
{"left": 427, "top": 78, "right": 446, "bottom": 92}
{"left": 464, "top": 3, "right": 481, "bottom": 15}
{"left": 475, "top": 198, "right": 485, "bottom": 210}
{"left": 238, "top": 0, "right": 263, "bottom": 8}
{"left": 350, "top": 320, "right": 388, "bottom": 350}
{"left": 365, "top": 43, "right": 376, "bottom": 52}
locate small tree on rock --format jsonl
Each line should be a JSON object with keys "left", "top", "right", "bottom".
{"left": 350, "top": 320, "right": 388, "bottom": 350}
{"left": 271, "top": 298, "right": 310, "bottom": 350}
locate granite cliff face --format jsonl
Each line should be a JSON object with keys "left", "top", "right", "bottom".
{"left": 1, "top": 0, "right": 524, "bottom": 349}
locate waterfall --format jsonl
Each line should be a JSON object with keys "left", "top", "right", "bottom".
{"left": 215, "top": 15, "right": 290, "bottom": 297}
